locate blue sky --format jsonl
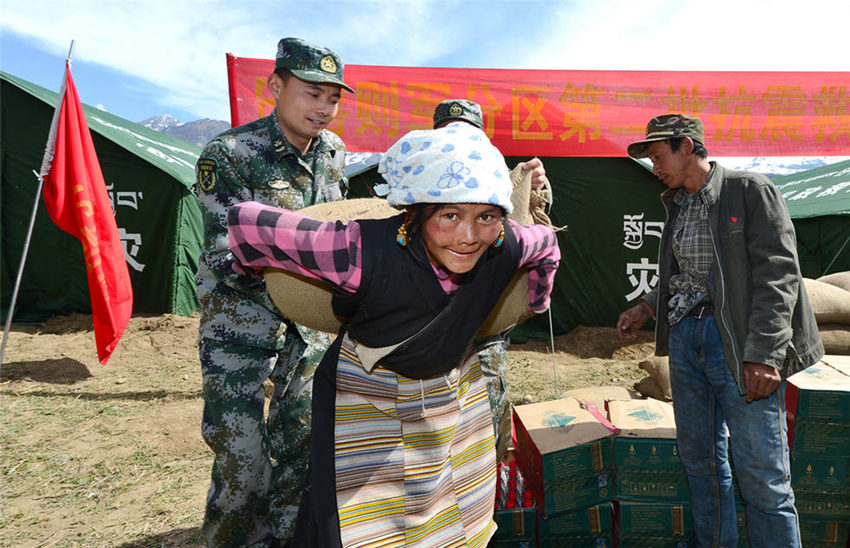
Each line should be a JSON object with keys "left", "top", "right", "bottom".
{"left": 1, "top": 0, "right": 848, "bottom": 125}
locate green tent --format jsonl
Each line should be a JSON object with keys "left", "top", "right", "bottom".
{"left": 1, "top": 71, "right": 203, "bottom": 321}
{"left": 348, "top": 156, "right": 666, "bottom": 340}
{"left": 773, "top": 159, "right": 850, "bottom": 278}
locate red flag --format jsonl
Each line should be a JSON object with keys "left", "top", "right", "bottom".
{"left": 40, "top": 62, "right": 133, "bottom": 365}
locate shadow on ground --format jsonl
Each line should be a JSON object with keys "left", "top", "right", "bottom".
{"left": 1, "top": 358, "right": 93, "bottom": 383}
{"left": 115, "top": 527, "right": 204, "bottom": 547}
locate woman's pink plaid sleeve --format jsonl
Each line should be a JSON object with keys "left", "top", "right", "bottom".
{"left": 507, "top": 219, "right": 561, "bottom": 313}
{"left": 227, "top": 201, "right": 361, "bottom": 293}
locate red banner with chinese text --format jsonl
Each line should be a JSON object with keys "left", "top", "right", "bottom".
{"left": 226, "top": 54, "right": 850, "bottom": 157}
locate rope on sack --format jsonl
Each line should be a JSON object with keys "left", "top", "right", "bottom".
{"left": 548, "top": 307, "right": 558, "bottom": 399}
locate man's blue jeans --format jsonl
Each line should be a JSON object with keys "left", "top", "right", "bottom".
{"left": 668, "top": 314, "right": 801, "bottom": 548}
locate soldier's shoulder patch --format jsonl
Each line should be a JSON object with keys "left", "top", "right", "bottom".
{"left": 197, "top": 157, "right": 217, "bottom": 192}
{"left": 268, "top": 179, "right": 290, "bottom": 190}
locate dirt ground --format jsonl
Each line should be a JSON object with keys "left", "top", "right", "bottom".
{"left": 0, "top": 313, "right": 654, "bottom": 547}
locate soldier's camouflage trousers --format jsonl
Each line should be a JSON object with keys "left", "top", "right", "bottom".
{"left": 199, "top": 327, "right": 330, "bottom": 547}
{"left": 477, "top": 335, "right": 511, "bottom": 463}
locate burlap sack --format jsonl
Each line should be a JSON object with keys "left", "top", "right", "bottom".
{"left": 803, "top": 278, "right": 850, "bottom": 325}
{"left": 817, "top": 271, "right": 850, "bottom": 293}
{"left": 508, "top": 165, "right": 533, "bottom": 225}
{"left": 633, "top": 375, "right": 671, "bottom": 402}
{"left": 818, "top": 323, "right": 850, "bottom": 355}
{"left": 264, "top": 194, "right": 534, "bottom": 336}
{"left": 638, "top": 353, "right": 672, "bottom": 400}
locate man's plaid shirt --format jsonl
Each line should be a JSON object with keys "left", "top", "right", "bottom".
{"left": 667, "top": 185, "right": 713, "bottom": 325}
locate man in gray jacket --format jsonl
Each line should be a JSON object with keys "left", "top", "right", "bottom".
{"left": 617, "top": 114, "right": 823, "bottom": 548}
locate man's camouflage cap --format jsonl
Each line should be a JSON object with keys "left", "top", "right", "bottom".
{"left": 274, "top": 37, "right": 354, "bottom": 93}
{"left": 627, "top": 114, "right": 705, "bottom": 158}
{"left": 432, "top": 99, "right": 484, "bottom": 129}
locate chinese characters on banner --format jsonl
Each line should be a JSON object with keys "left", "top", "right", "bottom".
{"left": 624, "top": 214, "right": 663, "bottom": 302}
{"left": 226, "top": 55, "right": 850, "bottom": 158}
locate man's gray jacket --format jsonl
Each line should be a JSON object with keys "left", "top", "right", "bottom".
{"left": 644, "top": 162, "right": 824, "bottom": 395}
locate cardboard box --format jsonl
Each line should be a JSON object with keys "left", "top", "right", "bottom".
{"left": 512, "top": 398, "right": 617, "bottom": 517}
{"left": 488, "top": 539, "right": 534, "bottom": 548}
{"left": 786, "top": 358, "right": 850, "bottom": 457}
{"left": 793, "top": 490, "right": 850, "bottom": 520}
{"left": 537, "top": 502, "right": 613, "bottom": 537}
{"left": 616, "top": 501, "right": 697, "bottom": 547}
{"left": 608, "top": 399, "right": 690, "bottom": 503}
{"left": 789, "top": 421, "right": 850, "bottom": 457}
{"left": 538, "top": 533, "right": 612, "bottom": 548}
{"left": 537, "top": 502, "right": 613, "bottom": 547}
{"left": 792, "top": 454, "right": 849, "bottom": 495}
{"left": 491, "top": 506, "right": 536, "bottom": 545}
{"left": 799, "top": 519, "right": 850, "bottom": 546}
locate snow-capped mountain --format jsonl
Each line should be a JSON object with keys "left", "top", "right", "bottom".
{"left": 715, "top": 156, "right": 850, "bottom": 178}
{"left": 139, "top": 115, "right": 229, "bottom": 148}
{"left": 637, "top": 156, "right": 850, "bottom": 179}
{"left": 140, "top": 114, "right": 182, "bottom": 132}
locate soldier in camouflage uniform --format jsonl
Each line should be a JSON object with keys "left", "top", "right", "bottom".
{"left": 432, "top": 99, "right": 553, "bottom": 462}
{"left": 195, "top": 37, "right": 353, "bottom": 548}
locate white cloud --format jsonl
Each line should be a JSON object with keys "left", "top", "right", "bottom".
{"left": 524, "top": 0, "right": 850, "bottom": 70}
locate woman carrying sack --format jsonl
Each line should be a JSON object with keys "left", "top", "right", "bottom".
{"left": 227, "top": 123, "right": 560, "bottom": 548}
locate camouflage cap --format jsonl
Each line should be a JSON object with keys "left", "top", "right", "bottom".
{"left": 627, "top": 114, "right": 705, "bottom": 158}
{"left": 432, "top": 99, "right": 484, "bottom": 129}
{"left": 274, "top": 37, "right": 354, "bottom": 93}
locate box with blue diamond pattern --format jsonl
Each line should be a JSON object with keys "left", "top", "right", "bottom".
{"left": 512, "top": 398, "right": 616, "bottom": 518}
{"left": 607, "top": 399, "right": 691, "bottom": 503}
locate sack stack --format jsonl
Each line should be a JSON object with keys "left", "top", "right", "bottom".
{"left": 804, "top": 274, "right": 850, "bottom": 355}
{"left": 633, "top": 354, "right": 671, "bottom": 402}
{"left": 785, "top": 356, "right": 850, "bottom": 546}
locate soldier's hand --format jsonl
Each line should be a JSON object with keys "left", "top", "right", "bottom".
{"left": 617, "top": 301, "right": 652, "bottom": 338}
{"left": 744, "top": 362, "right": 781, "bottom": 402}
{"left": 519, "top": 157, "right": 548, "bottom": 190}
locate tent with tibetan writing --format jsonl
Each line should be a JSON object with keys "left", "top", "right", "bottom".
{"left": 773, "top": 159, "right": 850, "bottom": 278}
{"left": 0, "top": 71, "right": 203, "bottom": 321}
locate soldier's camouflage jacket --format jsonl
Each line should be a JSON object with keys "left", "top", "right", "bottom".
{"left": 195, "top": 113, "right": 347, "bottom": 349}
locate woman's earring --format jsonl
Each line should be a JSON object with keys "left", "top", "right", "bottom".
{"left": 493, "top": 224, "right": 505, "bottom": 248}
{"left": 396, "top": 210, "right": 410, "bottom": 246}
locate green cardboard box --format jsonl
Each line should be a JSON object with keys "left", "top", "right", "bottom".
{"left": 790, "top": 421, "right": 850, "bottom": 457}
{"left": 488, "top": 539, "right": 534, "bottom": 548}
{"left": 608, "top": 399, "right": 691, "bottom": 503}
{"left": 616, "top": 501, "right": 697, "bottom": 547}
{"left": 617, "top": 537, "right": 697, "bottom": 548}
{"left": 513, "top": 398, "right": 616, "bottom": 518}
{"left": 786, "top": 358, "right": 850, "bottom": 457}
{"left": 613, "top": 438, "right": 690, "bottom": 503}
{"left": 794, "top": 489, "right": 850, "bottom": 520}
{"left": 799, "top": 518, "right": 850, "bottom": 546}
{"left": 537, "top": 502, "right": 613, "bottom": 537}
{"left": 537, "top": 502, "right": 613, "bottom": 548}
{"left": 491, "top": 506, "right": 536, "bottom": 545}
{"left": 792, "top": 454, "right": 849, "bottom": 495}
{"left": 538, "top": 533, "right": 612, "bottom": 547}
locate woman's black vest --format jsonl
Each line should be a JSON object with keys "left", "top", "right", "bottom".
{"left": 331, "top": 213, "right": 522, "bottom": 379}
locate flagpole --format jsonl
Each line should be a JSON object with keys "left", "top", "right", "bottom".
{"left": 0, "top": 41, "right": 75, "bottom": 366}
